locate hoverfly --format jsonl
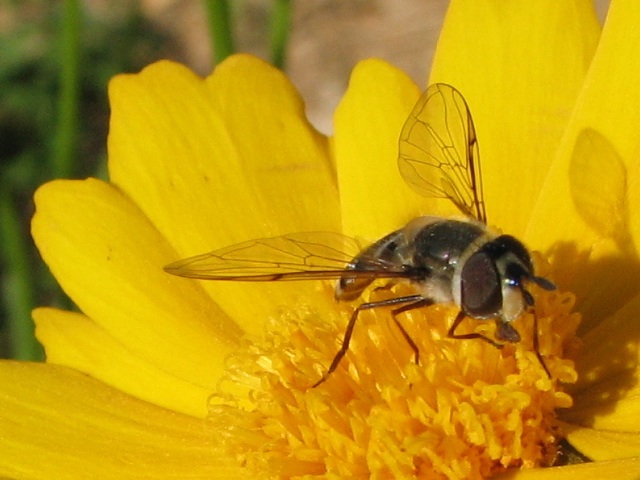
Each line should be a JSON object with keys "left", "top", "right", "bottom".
{"left": 165, "top": 83, "right": 556, "bottom": 386}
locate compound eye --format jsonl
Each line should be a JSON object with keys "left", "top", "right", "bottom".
{"left": 461, "top": 251, "right": 502, "bottom": 317}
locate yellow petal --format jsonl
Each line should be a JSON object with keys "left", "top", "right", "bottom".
{"left": 332, "top": 59, "right": 424, "bottom": 239}
{"left": 568, "top": 129, "right": 628, "bottom": 242}
{"left": 498, "top": 456, "right": 640, "bottom": 480}
{"left": 571, "top": 293, "right": 640, "bottom": 390}
{"left": 109, "top": 55, "right": 337, "bottom": 242}
{"left": 529, "top": 1, "right": 640, "bottom": 330}
{"left": 545, "top": 130, "right": 634, "bottom": 331}
{"left": 0, "top": 361, "right": 242, "bottom": 479}
{"left": 34, "top": 308, "right": 216, "bottom": 417}
{"left": 565, "top": 427, "right": 640, "bottom": 461}
{"left": 31, "top": 179, "right": 241, "bottom": 402}
{"left": 565, "top": 377, "right": 640, "bottom": 432}
{"left": 205, "top": 54, "right": 337, "bottom": 232}
{"left": 431, "top": 0, "right": 600, "bottom": 236}
{"left": 108, "top": 56, "right": 338, "bottom": 332}
{"left": 563, "top": 295, "right": 640, "bottom": 435}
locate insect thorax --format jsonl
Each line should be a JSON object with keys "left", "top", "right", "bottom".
{"left": 335, "top": 217, "right": 487, "bottom": 303}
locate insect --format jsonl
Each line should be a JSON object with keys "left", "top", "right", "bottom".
{"left": 164, "top": 83, "right": 556, "bottom": 385}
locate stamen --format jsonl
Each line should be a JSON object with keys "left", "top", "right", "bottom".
{"left": 209, "top": 281, "right": 580, "bottom": 477}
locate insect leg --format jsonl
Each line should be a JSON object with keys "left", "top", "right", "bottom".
{"left": 497, "top": 311, "right": 551, "bottom": 378}
{"left": 449, "top": 310, "right": 552, "bottom": 378}
{"left": 447, "top": 311, "right": 504, "bottom": 349}
{"left": 390, "top": 298, "right": 435, "bottom": 366}
{"left": 312, "top": 294, "right": 424, "bottom": 388}
{"left": 532, "top": 310, "right": 552, "bottom": 379}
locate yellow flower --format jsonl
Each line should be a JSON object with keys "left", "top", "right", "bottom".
{"left": 2, "top": 1, "right": 640, "bottom": 479}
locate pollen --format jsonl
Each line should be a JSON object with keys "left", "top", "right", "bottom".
{"left": 209, "top": 279, "right": 581, "bottom": 479}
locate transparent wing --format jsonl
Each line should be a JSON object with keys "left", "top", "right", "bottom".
{"left": 164, "top": 232, "right": 411, "bottom": 281}
{"left": 398, "top": 83, "right": 487, "bottom": 223}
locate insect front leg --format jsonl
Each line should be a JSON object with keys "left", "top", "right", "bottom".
{"left": 449, "top": 311, "right": 552, "bottom": 379}
{"left": 312, "top": 294, "right": 425, "bottom": 388}
{"left": 447, "top": 310, "right": 505, "bottom": 349}
{"left": 531, "top": 310, "right": 551, "bottom": 379}
{"left": 494, "top": 313, "right": 552, "bottom": 379}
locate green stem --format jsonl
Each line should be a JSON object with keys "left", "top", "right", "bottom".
{"left": 204, "top": 0, "right": 235, "bottom": 64}
{"left": 0, "top": 191, "right": 44, "bottom": 360}
{"left": 269, "top": 0, "right": 291, "bottom": 69}
{"left": 52, "top": 0, "right": 81, "bottom": 179}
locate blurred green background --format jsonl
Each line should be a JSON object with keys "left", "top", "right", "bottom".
{"left": 0, "top": 0, "right": 296, "bottom": 360}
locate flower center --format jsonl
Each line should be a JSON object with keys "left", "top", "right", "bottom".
{"left": 209, "top": 274, "right": 580, "bottom": 478}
